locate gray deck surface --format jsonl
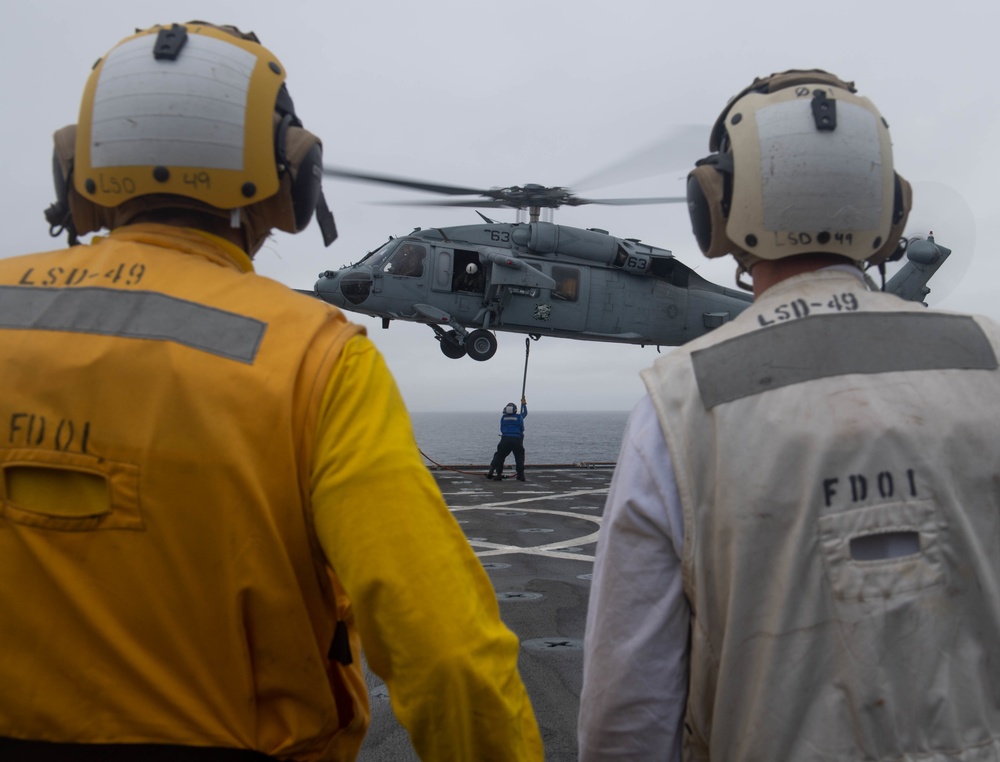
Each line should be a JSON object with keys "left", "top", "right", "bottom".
{"left": 358, "top": 466, "right": 612, "bottom": 761}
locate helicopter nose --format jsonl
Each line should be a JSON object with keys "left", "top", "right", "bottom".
{"left": 316, "top": 270, "right": 373, "bottom": 306}
{"left": 314, "top": 271, "right": 343, "bottom": 306}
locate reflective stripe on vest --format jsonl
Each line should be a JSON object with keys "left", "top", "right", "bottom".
{"left": 691, "top": 312, "right": 998, "bottom": 409}
{"left": 0, "top": 285, "right": 266, "bottom": 364}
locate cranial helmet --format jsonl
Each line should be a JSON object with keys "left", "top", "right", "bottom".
{"left": 686, "top": 69, "right": 911, "bottom": 274}
{"left": 466, "top": 263, "right": 479, "bottom": 275}
{"left": 504, "top": 403, "right": 517, "bottom": 414}
{"left": 45, "top": 21, "right": 337, "bottom": 253}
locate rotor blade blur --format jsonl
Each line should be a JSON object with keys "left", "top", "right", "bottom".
{"left": 571, "top": 124, "right": 709, "bottom": 191}
{"left": 369, "top": 198, "right": 510, "bottom": 208}
{"left": 322, "top": 166, "right": 489, "bottom": 197}
{"left": 572, "top": 196, "right": 688, "bottom": 206}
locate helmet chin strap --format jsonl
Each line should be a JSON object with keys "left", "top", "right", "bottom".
{"left": 239, "top": 207, "right": 272, "bottom": 256}
{"left": 230, "top": 207, "right": 262, "bottom": 256}
{"left": 735, "top": 263, "right": 754, "bottom": 292}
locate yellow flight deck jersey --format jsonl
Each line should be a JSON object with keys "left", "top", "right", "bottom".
{"left": 0, "top": 225, "right": 541, "bottom": 761}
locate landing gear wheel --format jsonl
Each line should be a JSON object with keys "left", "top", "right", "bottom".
{"left": 438, "top": 330, "right": 467, "bottom": 359}
{"left": 466, "top": 329, "right": 498, "bottom": 361}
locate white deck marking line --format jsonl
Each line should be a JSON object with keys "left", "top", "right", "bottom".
{"left": 442, "top": 488, "right": 608, "bottom": 561}
{"left": 446, "top": 487, "right": 607, "bottom": 511}
{"left": 459, "top": 506, "right": 604, "bottom": 561}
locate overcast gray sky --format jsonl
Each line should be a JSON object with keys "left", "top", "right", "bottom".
{"left": 6, "top": 0, "right": 998, "bottom": 411}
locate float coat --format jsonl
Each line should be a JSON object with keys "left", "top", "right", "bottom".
{"left": 643, "top": 270, "right": 1000, "bottom": 761}
{"left": 0, "top": 225, "right": 368, "bottom": 759}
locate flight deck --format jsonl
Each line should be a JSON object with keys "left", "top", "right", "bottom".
{"left": 358, "top": 465, "right": 612, "bottom": 762}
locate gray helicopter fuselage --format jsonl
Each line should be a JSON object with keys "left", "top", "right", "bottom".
{"left": 314, "top": 221, "right": 753, "bottom": 349}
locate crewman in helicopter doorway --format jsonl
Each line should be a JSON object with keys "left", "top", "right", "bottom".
{"left": 486, "top": 398, "right": 528, "bottom": 481}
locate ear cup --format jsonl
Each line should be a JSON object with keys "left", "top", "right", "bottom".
{"left": 274, "top": 110, "right": 323, "bottom": 232}
{"left": 871, "top": 173, "right": 913, "bottom": 265}
{"left": 686, "top": 170, "right": 713, "bottom": 254}
{"left": 687, "top": 158, "right": 735, "bottom": 259}
{"left": 289, "top": 138, "right": 323, "bottom": 231}
{"left": 272, "top": 84, "right": 318, "bottom": 231}
{"left": 46, "top": 142, "right": 74, "bottom": 238}
{"left": 46, "top": 125, "right": 91, "bottom": 243}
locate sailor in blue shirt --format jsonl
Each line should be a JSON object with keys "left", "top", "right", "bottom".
{"left": 486, "top": 398, "right": 528, "bottom": 481}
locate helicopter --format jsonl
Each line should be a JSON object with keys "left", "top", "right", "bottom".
{"left": 312, "top": 162, "right": 958, "bottom": 362}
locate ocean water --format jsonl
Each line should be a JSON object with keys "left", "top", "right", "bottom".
{"left": 409, "top": 410, "right": 630, "bottom": 466}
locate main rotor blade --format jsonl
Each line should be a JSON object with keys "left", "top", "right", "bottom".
{"left": 572, "top": 124, "right": 709, "bottom": 191}
{"left": 369, "top": 198, "right": 510, "bottom": 208}
{"left": 570, "top": 195, "right": 688, "bottom": 206}
{"left": 323, "top": 166, "right": 489, "bottom": 197}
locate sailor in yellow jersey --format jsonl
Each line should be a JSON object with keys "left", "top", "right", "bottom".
{"left": 0, "top": 22, "right": 541, "bottom": 761}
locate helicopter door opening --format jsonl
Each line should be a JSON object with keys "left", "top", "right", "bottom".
{"left": 451, "top": 249, "right": 486, "bottom": 294}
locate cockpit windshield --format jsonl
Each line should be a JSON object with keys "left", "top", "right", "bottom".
{"left": 358, "top": 240, "right": 398, "bottom": 268}
{"left": 384, "top": 242, "right": 427, "bottom": 278}
{"left": 357, "top": 239, "right": 428, "bottom": 278}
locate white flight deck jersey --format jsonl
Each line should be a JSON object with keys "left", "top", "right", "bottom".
{"left": 642, "top": 269, "right": 1000, "bottom": 761}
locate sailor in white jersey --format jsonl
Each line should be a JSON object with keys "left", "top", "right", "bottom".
{"left": 579, "top": 69, "right": 1000, "bottom": 762}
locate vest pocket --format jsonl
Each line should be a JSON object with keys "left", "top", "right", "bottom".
{"left": 0, "top": 448, "right": 141, "bottom": 531}
{"left": 818, "top": 500, "right": 944, "bottom": 604}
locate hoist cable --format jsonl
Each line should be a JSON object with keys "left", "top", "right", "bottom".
{"left": 521, "top": 337, "right": 530, "bottom": 400}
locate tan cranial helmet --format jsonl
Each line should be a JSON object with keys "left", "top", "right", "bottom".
{"left": 45, "top": 21, "right": 337, "bottom": 253}
{"left": 686, "top": 69, "right": 911, "bottom": 273}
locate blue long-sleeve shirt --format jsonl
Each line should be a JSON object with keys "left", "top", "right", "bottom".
{"left": 499, "top": 403, "right": 527, "bottom": 437}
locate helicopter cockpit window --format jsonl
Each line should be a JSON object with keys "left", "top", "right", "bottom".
{"left": 551, "top": 266, "right": 580, "bottom": 302}
{"left": 649, "top": 256, "right": 689, "bottom": 288}
{"left": 385, "top": 243, "right": 427, "bottom": 277}
{"left": 361, "top": 240, "right": 397, "bottom": 269}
